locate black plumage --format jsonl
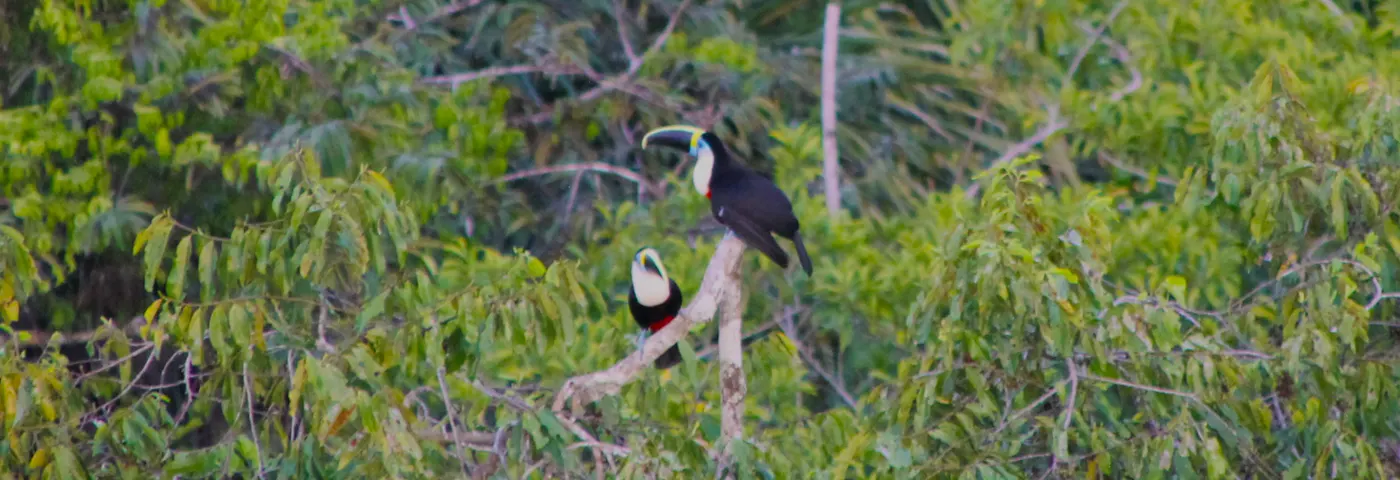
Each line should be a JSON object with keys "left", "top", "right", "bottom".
{"left": 628, "top": 280, "right": 683, "bottom": 369}
{"left": 628, "top": 251, "right": 685, "bottom": 369}
{"left": 642, "top": 126, "right": 814, "bottom": 276}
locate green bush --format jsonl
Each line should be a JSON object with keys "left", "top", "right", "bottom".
{"left": 2, "top": 0, "right": 1399, "bottom": 478}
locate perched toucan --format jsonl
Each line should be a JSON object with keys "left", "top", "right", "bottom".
{"left": 629, "top": 247, "right": 684, "bottom": 369}
{"left": 641, "top": 125, "right": 814, "bottom": 276}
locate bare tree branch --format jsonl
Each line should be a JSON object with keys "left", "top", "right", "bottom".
{"left": 965, "top": 3, "right": 1132, "bottom": 199}
{"left": 624, "top": 0, "right": 692, "bottom": 76}
{"left": 512, "top": 0, "right": 693, "bottom": 125}
{"left": 493, "top": 162, "right": 649, "bottom": 193}
{"left": 776, "top": 306, "right": 857, "bottom": 410}
{"left": 716, "top": 248, "right": 748, "bottom": 456}
{"left": 1062, "top": 0, "right": 1129, "bottom": 84}
{"left": 243, "top": 361, "right": 268, "bottom": 479}
{"left": 7, "top": 316, "right": 148, "bottom": 347}
{"left": 553, "top": 233, "right": 747, "bottom": 419}
{"left": 964, "top": 101, "right": 1067, "bottom": 198}
{"left": 1314, "top": 0, "right": 1354, "bottom": 32}
{"left": 1072, "top": 21, "right": 1143, "bottom": 102}
{"left": 1097, "top": 151, "right": 1178, "bottom": 186}
{"left": 389, "top": 0, "right": 486, "bottom": 30}
{"left": 419, "top": 64, "right": 578, "bottom": 87}
{"left": 613, "top": 0, "right": 640, "bottom": 65}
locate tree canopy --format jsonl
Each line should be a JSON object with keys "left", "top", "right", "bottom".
{"left": 3, "top": 0, "right": 1400, "bottom": 478}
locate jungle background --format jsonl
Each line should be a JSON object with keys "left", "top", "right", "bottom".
{"left": 3, "top": 0, "right": 1400, "bottom": 478}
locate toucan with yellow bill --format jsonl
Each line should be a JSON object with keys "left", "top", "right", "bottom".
{"left": 629, "top": 247, "right": 685, "bottom": 369}
{"left": 641, "top": 125, "right": 813, "bottom": 276}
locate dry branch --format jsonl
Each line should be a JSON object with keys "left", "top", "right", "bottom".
{"left": 6, "top": 316, "right": 148, "bottom": 347}
{"left": 493, "top": 162, "right": 647, "bottom": 185}
{"left": 553, "top": 233, "right": 749, "bottom": 442}
{"left": 419, "top": 64, "right": 579, "bottom": 87}
{"left": 512, "top": 0, "right": 694, "bottom": 125}
{"left": 821, "top": 1, "right": 843, "bottom": 217}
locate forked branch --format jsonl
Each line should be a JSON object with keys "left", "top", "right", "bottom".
{"left": 552, "top": 233, "right": 749, "bottom": 443}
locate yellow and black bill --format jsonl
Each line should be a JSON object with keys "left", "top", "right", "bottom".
{"left": 641, "top": 125, "right": 708, "bottom": 155}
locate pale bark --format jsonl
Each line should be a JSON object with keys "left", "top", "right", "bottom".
{"left": 553, "top": 234, "right": 749, "bottom": 450}
{"left": 821, "top": 1, "right": 842, "bottom": 217}
{"left": 717, "top": 262, "right": 747, "bottom": 448}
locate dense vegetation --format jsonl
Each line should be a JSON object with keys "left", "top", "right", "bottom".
{"left": 3, "top": 0, "right": 1400, "bottom": 477}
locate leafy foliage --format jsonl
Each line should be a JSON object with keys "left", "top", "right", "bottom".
{"left": 3, "top": 0, "right": 1400, "bottom": 478}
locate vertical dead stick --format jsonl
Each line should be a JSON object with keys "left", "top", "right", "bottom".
{"left": 821, "top": 1, "right": 843, "bottom": 217}
{"left": 716, "top": 254, "right": 748, "bottom": 464}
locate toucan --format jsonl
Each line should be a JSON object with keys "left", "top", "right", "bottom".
{"left": 629, "top": 247, "right": 684, "bottom": 369}
{"left": 641, "top": 125, "right": 814, "bottom": 276}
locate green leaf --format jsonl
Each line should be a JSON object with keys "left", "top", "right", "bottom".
{"left": 227, "top": 303, "right": 250, "bottom": 352}
{"left": 167, "top": 234, "right": 194, "bottom": 301}
{"left": 1163, "top": 275, "right": 1187, "bottom": 302}
{"left": 141, "top": 216, "right": 174, "bottom": 292}
{"left": 444, "top": 328, "right": 469, "bottom": 373}
{"left": 188, "top": 307, "right": 206, "bottom": 366}
{"left": 198, "top": 238, "right": 217, "bottom": 303}
{"left": 527, "top": 256, "right": 547, "bottom": 278}
{"left": 535, "top": 410, "right": 572, "bottom": 442}
{"left": 355, "top": 291, "right": 388, "bottom": 332}
{"left": 1049, "top": 267, "right": 1079, "bottom": 285}
{"left": 1329, "top": 174, "right": 1348, "bottom": 239}
{"left": 208, "top": 304, "right": 232, "bottom": 361}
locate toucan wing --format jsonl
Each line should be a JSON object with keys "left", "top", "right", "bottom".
{"left": 717, "top": 206, "right": 790, "bottom": 268}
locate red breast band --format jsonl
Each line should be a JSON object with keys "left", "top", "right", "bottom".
{"left": 649, "top": 315, "right": 676, "bottom": 332}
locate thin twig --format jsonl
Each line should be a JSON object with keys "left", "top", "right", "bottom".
{"left": 1061, "top": 360, "right": 1079, "bottom": 431}
{"left": 1062, "top": 0, "right": 1129, "bottom": 84}
{"left": 396, "top": 6, "right": 416, "bottom": 29}
{"left": 243, "top": 361, "right": 267, "bottom": 479}
{"left": 175, "top": 354, "right": 197, "bottom": 424}
{"left": 10, "top": 316, "right": 149, "bottom": 348}
{"left": 512, "top": 0, "right": 693, "bottom": 125}
{"left": 695, "top": 318, "right": 780, "bottom": 360}
{"left": 967, "top": 3, "right": 1131, "bottom": 199}
{"left": 87, "top": 345, "right": 159, "bottom": 420}
{"left": 1314, "top": 0, "right": 1354, "bottom": 32}
{"left": 1081, "top": 373, "right": 1197, "bottom": 399}
{"left": 75, "top": 343, "right": 155, "bottom": 382}
{"left": 1094, "top": 33, "right": 1143, "bottom": 101}
{"left": 887, "top": 94, "right": 956, "bottom": 142}
{"left": 420, "top": 64, "right": 577, "bottom": 87}
{"left": 1097, "top": 151, "right": 1178, "bottom": 186}
{"left": 389, "top": 0, "right": 485, "bottom": 29}
{"left": 562, "top": 170, "right": 588, "bottom": 225}
{"left": 613, "top": 0, "right": 639, "bottom": 64}
{"left": 624, "top": 0, "right": 692, "bottom": 76}
{"left": 494, "top": 162, "right": 646, "bottom": 186}
{"left": 989, "top": 386, "right": 1060, "bottom": 437}
{"left": 438, "top": 366, "right": 471, "bottom": 476}
{"left": 777, "top": 307, "right": 857, "bottom": 409}
{"left": 964, "top": 101, "right": 1067, "bottom": 198}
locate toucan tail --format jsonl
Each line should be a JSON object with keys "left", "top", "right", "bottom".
{"left": 792, "top": 231, "right": 814, "bottom": 276}
{"left": 654, "top": 344, "right": 683, "bottom": 370}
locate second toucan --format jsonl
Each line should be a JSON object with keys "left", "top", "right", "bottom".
{"left": 629, "top": 247, "right": 685, "bottom": 369}
{"left": 641, "top": 125, "right": 814, "bottom": 276}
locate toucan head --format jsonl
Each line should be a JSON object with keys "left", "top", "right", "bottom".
{"left": 641, "top": 124, "right": 724, "bottom": 198}
{"left": 630, "top": 247, "right": 672, "bottom": 306}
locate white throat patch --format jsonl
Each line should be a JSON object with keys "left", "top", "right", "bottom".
{"left": 692, "top": 147, "right": 714, "bottom": 196}
{"left": 631, "top": 262, "right": 670, "bottom": 307}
